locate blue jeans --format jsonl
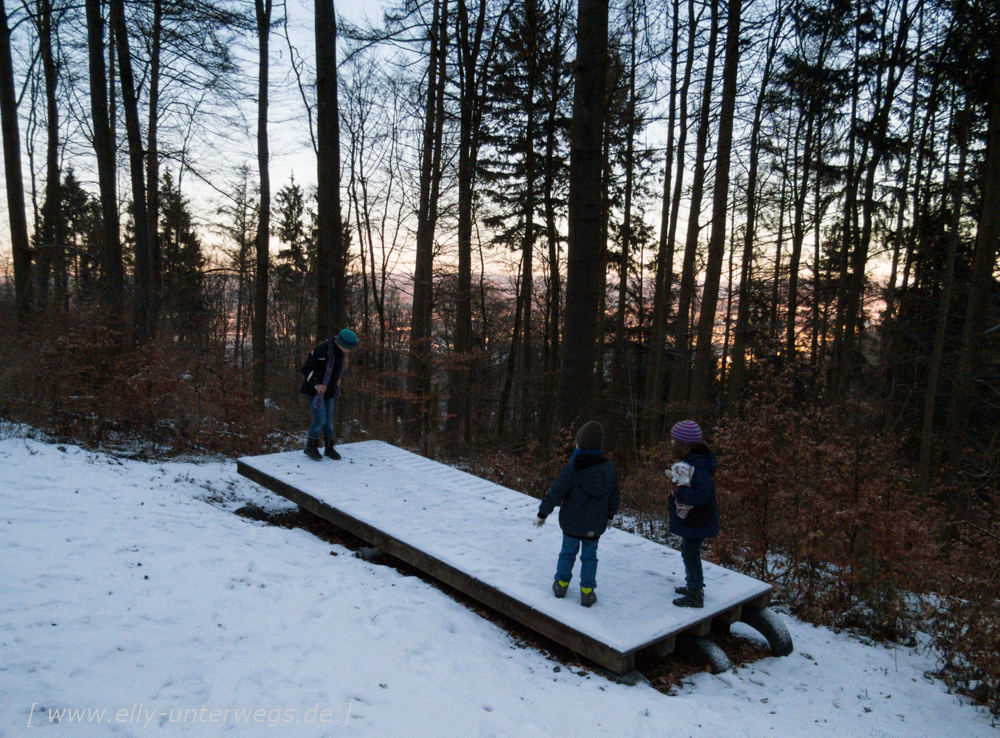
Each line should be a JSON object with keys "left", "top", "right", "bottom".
{"left": 307, "top": 394, "right": 338, "bottom": 440}
{"left": 680, "top": 536, "right": 704, "bottom": 591}
{"left": 555, "top": 534, "right": 599, "bottom": 590}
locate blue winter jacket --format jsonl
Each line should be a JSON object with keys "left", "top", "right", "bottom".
{"left": 669, "top": 444, "right": 720, "bottom": 539}
{"left": 538, "top": 453, "right": 621, "bottom": 540}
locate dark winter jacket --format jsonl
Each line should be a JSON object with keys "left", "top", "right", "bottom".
{"left": 299, "top": 340, "right": 346, "bottom": 398}
{"left": 669, "top": 444, "right": 720, "bottom": 539}
{"left": 538, "top": 452, "right": 621, "bottom": 540}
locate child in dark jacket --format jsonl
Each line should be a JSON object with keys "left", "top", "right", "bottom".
{"left": 667, "top": 420, "right": 719, "bottom": 609}
{"left": 534, "top": 421, "right": 621, "bottom": 607}
{"left": 299, "top": 329, "right": 358, "bottom": 460}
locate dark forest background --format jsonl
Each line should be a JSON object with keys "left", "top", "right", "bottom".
{"left": 0, "top": 0, "right": 998, "bottom": 713}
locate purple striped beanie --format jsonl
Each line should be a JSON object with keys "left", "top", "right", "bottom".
{"left": 670, "top": 420, "right": 702, "bottom": 445}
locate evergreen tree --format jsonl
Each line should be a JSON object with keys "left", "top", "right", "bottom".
{"left": 158, "top": 170, "right": 207, "bottom": 344}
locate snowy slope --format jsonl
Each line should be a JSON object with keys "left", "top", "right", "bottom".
{"left": 0, "top": 437, "right": 995, "bottom": 737}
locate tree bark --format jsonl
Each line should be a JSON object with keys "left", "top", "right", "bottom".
{"left": 667, "top": 0, "right": 718, "bottom": 422}
{"left": 556, "top": 0, "right": 608, "bottom": 431}
{"left": 35, "top": 0, "right": 61, "bottom": 308}
{"left": 252, "top": 0, "right": 272, "bottom": 411}
{"left": 689, "top": 0, "right": 742, "bottom": 412}
{"left": 85, "top": 0, "right": 123, "bottom": 315}
{"left": 316, "top": 0, "right": 345, "bottom": 338}
{"left": 943, "top": 32, "right": 1000, "bottom": 470}
{"left": 836, "top": 1, "right": 912, "bottom": 386}
{"left": 919, "top": 90, "right": 970, "bottom": 491}
{"left": 0, "top": 4, "right": 31, "bottom": 317}
{"left": 407, "top": 0, "right": 449, "bottom": 450}
{"left": 728, "top": 7, "right": 783, "bottom": 407}
{"left": 538, "top": 0, "right": 570, "bottom": 449}
{"left": 643, "top": 0, "right": 681, "bottom": 444}
{"left": 613, "top": 7, "right": 639, "bottom": 394}
{"left": 109, "top": 0, "right": 152, "bottom": 343}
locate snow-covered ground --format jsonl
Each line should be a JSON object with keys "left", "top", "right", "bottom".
{"left": 1, "top": 436, "right": 995, "bottom": 737}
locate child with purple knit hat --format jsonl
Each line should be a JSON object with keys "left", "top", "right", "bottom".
{"left": 667, "top": 420, "right": 719, "bottom": 608}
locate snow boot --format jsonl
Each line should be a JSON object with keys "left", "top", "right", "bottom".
{"left": 304, "top": 437, "right": 322, "bottom": 461}
{"left": 580, "top": 587, "right": 597, "bottom": 607}
{"left": 552, "top": 580, "right": 569, "bottom": 598}
{"left": 675, "top": 585, "right": 694, "bottom": 595}
{"left": 324, "top": 439, "right": 341, "bottom": 460}
{"left": 673, "top": 589, "right": 704, "bottom": 608}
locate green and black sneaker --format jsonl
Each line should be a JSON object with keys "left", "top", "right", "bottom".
{"left": 580, "top": 587, "right": 597, "bottom": 607}
{"left": 552, "top": 580, "right": 569, "bottom": 598}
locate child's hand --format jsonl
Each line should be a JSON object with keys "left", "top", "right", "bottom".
{"left": 675, "top": 502, "right": 694, "bottom": 520}
{"left": 533, "top": 515, "right": 546, "bottom": 528}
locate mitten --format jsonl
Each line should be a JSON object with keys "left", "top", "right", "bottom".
{"left": 675, "top": 502, "right": 693, "bottom": 520}
{"left": 533, "top": 515, "right": 546, "bottom": 527}
{"left": 669, "top": 461, "right": 694, "bottom": 486}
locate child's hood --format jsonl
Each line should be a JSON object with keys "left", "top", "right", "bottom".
{"left": 685, "top": 446, "right": 718, "bottom": 478}
{"left": 571, "top": 459, "right": 617, "bottom": 497}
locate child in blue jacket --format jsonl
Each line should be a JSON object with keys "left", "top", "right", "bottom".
{"left": 534, "top": 421, "right": 620, "bottom": 607}
{"left": 667, "top": 420, "right": 719, "bottom": 608}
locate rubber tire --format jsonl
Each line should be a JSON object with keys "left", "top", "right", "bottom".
{"left": 676, "top": 635, "right": 733, "bottom": 674}
{"left": 739, "top": 606, "right": 794, "bottom": 657}
{"left": 355, "top": 546, "right": 383, "bottom": 562}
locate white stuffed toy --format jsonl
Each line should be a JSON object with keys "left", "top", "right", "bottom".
{"left": 668, "top": 461, "right": 694, "bottom": 487}
{"left": 667, "top": 462, "right": 695, "bottom": 519}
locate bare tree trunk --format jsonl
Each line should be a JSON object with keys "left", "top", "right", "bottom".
{"left": 943, "top": 34, "right": 1000, "bottom": 473}
{"left": 881, "top": 6, "right": 924, "bottom": 336}
{"left": 837, "top": 3, "right": 912, "bottom": 386}
{"left": 252, "top": 0, "right": 272, "bottom": 411}
{"left": 316, "top": 0, "right": 345, "bottom": 337}
{"left": 919, "top": 90, "right": 970, "bottom": 491}
{"left": 785, "top": 102, "right": 814, "bottom": 363}
{"left": 35, "top": 0, "right": 61, "bottom": 309}
{"left": 689, "top": 0, "right": 742, "bottom": 413}
{"left": 85, "top": 0, "right": 122, "bottom": 315}
{"left": 408, "top": 0, "right": 449, "bottom": 449}
{"left": 728, "top": 7, "right": 783, "bottom": 406}
{"left": 770, "top": 157, "right": 788, "bottom": 342}
{"left": 643, "top": 0, "right": 681, "bottom": 443}
{"left": 667, "top": 0, "right": 718, "bottom": 422}
{"left": 445, "top": 0, "right": 484, "bottom": 443}
{"left": 110, "top": 0, "right": 151, "bottom": 343}
{"left": 519, "top": 37, "right": 538, "bottom": 438}
{"left": 537, "top": 0, "right": 569, "bottom": 450}
{"left": 649, "top": 0, "right": 699, "bottom": 441}
{"left": 613, "top": 8, "right": 639, "bottom": 394}
{"left": 0, "top": 4, "right": 31, "bottom": 317}
{"left": 556, "top": 0, "right": 608, "bottom": 431}
{"left": 146, "top": 0, "right": 162, "bottom": 333}
{"left": 497, "top": 259, "right": 525, "bottom": 438}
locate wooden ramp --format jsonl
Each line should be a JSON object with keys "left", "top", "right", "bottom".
{"left": 237, "top": 441, "right": 773, "bottom": 674}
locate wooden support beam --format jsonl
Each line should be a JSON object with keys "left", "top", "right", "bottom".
{"left": 683, "top": 617, "right": 713, "bottom": 637}
{"left": 640, "top": 635, "right": 676, "bottom": 658}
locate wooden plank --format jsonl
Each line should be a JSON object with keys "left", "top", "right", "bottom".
{"left": 237, "top": 443, "right": 777, "bottom": 674}
{"left": 745, "top": 591, "right": 771, "bottom": 610}
{"left": 238, "top": 461, "right": 634, "bottom": 673}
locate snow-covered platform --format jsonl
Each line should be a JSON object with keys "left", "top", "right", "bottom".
{"left": 237, "top": 440, "right": 773, "bottom": 673}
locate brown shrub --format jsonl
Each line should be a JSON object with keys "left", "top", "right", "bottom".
{"left": 924, "top": 493, "right": 1000, "bottom": 714}
{"left": 0, "top": 311, "right": 291, "bottom": 457}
